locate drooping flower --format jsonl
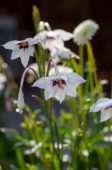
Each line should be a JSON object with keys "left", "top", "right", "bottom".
{"left": 34, "top": 28, "right": 79, "bottom": 59}
{"left": 32, "top": 60, "right": 86, "bottom": 103}
{"left": 3, "top": 38, "right": 39, "bottom": 67}
{"left": 90, "top": 98, "right": 112, "bottom": 122}
{"left": 17, "top": 67, "right": 38, "bottom": 114}
{"left": 35, "top": 29, "right": 73, "bottom": 49}
{"left": 38, "top": 21, "right": 51, "bottom": 32}
{"left": 27, "top": 63, "right": 73, "bottom": 83}
{"left": 51, "top": 45, "right": 79, "bottom": 59}
{"left": 49, "top": 65, "right": 73, "bottom": 76}
{"left": 18, "top": 88, "right": 24, "bottom": 114}
{"left": 73, "top": 20, "right": 99, "bottom": 46}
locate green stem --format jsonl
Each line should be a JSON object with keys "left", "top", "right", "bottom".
{"left": 44, "top": 102, "right": 55, "bottom": 148}
{"left": 24, "top": 104, "right": 39, "bottom": 141}
{"left": 33, "top": 45, "right": 42, "bottom": 77}
{"left": 82, "top": 115, "right": 88, "bottom": 149}
{"left": 86, "top": 41, "right": 98, "bottom": 86}
{"left": 69, "top": 99, "right": 79, "bottom": 129}
{"left": 79, "top": 45, "right": 84, "bottom": 76}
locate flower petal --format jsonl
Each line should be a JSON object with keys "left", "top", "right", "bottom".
{"left": 66, "top": 72, "right": 86, "bottom": 86}
{"left": 20, "top": 51, "right": 30, "bottom": 67}
{"left": 18, "top": 89, "right": 24, "bottom": 114}
{"left": 25, "top": 46, "right": 34, "bottom": 57}
{"left": 11, "top": 49, "right": 22, "bottom": 60}
{"left": 32, "top": 77, "right": 52, "bottom": 89}
{"left": 64, "top": 82, "right": 77, "bottom": 97}
{"left": 58, "top": 47, "right": 79, "bottom": 59}
{"left": 45, "top": 85, "right": 58, "bottom": 100}
{"left": 100, "top": 108, "right": 112, "bottom": 122}
{"left": 3, "top": 40, "right": 20, "bottom": 50}
{"left": 25, "top": 38, "right": 39, "bottom": 45}
{"left": 54, "top": 29, "right": 73, "bottom": 41}
{"left": 90, "top": 98, "right": 112, "bottom": 112}
{"left": 54, "top": 88, "right": 65, "bottom": 103}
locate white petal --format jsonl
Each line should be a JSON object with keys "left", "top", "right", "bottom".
{"left": 20, "top": 51, "right": 30, "bottom": 67}
{"left": 34, "top": 31, "right": 47, "bottom": 44}
{"left": 54, "top": 29, "right": 73, "bottom": 41}
{"left": 100, "top": 108, "right": 112, "bottom": 122}
{"left": 32, "top": 77, "right": 52, "bottom": 89}
{"left": 49, "top": 65, "right": 73, "bottom": 76}
{"left": 25, "top": 46, "right": 34, "bottom": 56}
{"left": 69, "top": 51, "right": 80, "bottom": 59}
{"left": 3, "top": 40, "right": 20, "bottom": 50}
{"left": 54, "top": 88, "right": 65, "bottom": 103}
{"left": 47, "top": 31, "right": 59, "bottom": 39}
{"left": 38, "top": 21, "right": 45, "bottom": 31}
{"left": 18, "top": 89, "right": 24, "bottom": 113}
{"left": 64, "top": 82, "right": 77, "bottom": 97}
{"left": 25, "top": 38, "right": 39, "bottom": 45}
{"left": 50, "top": 47, "right": 58, "bottom": 58}
{"left": 73, "top": 20, "right": 99, "bottom": 46}
{"left": 58, "top": 47, "right": 79, "bottom": 59}
{"left": 28, "top": 63, "right": 39, "bottom": 74}
{"left": 45, "top": 85, "right": 58, "bottom": 100}
{"left": 54, "top": 39, "right": 64, "bottom": 47}
{"left": 66, "top": 72, "right": 86, "bottom": 86}
{"left": 90, "top": 98, "right": 112, "bottom": 112}
{"left": 0, "top": 73, "right": 7, "bottom": 83}
{"left": 11, "top": 49, "right": 22, "bottom": 60}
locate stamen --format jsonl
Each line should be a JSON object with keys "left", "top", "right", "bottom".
{"left": 47, "top": 36, "right": 55, "bottom": 40}
{"left": 104, "top": 105, "right": 112, "bottom": 110}
{"left": 18, "top": 42, "right": 29, "bottom": 50}
{"left": 52, "top": 79, "right": 66, "bottom": 89}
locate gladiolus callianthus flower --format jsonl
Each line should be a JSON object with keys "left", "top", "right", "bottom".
{"left": 3, "top": 38, "right": 39, "bottom": 67}
{"left": 90, "top": 98, "right": 112, "bottom": 122}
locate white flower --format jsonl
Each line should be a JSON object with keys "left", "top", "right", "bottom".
{"left": 18, "top": 89, "right": 24, "bottom": 114}
{"left": 100, "top": 79, "right": 109, "bottom": 85}
{"left": 3, "top": 38, "right": 39, "bottom": 67}
{"left": 38, "top": 21, "right": 51, "bottom": 31}
{"left": 0, "top": 73, "right": 7, "bottom": 91}
{"left": 51, "top": 45, "right": 79, "bottom": 59}
{"left": 32, "top": 72, "right": 86, "bottom": 103}
{"left": 17, "top": 67, "right": 37, "bottom": 113}
{"left": 0, "top": 73, "right": 7, "bottom": 83}
{"left": 34, "top": 29, "right": 79, "bottom": 59}
{"left": 73, "top": 19, "right": 99, "bottom": 45}
{"left": 104, "top": 136, "right": 112, "bottom": 142}
{"left": 28, "top": 64, "right": 73, "bottom": 76}
{"left": 90, "top": 98, "right": 112, "bottom": 122}
{"left": 35, "top": 30, "right": 73, "bottom": 49}
{"left": 28, "top": 63, "right": 39, "bottom": 75}
{"left": 63, "top": 154, "right": 70, "bottom": 162}
{"left": 49, "top": 65, "right": 73, "bottom": 76}
{"left": 81, "top": 149, "right": 89, "bottom": 157}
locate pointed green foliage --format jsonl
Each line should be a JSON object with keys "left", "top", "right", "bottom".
{"left": 32, "top": 5, "right": 40, "bottom": 33}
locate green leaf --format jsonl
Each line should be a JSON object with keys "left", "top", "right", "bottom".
{"left": 16, "top": 148, "right": 25, "bottom": 169}
{"left": 94, "top": 140, "right": 110, "bottom": 147}
{"left": 58, "top": 124, "right": 73, "bottom": 137}
{"left": 0, "top": 128, "right": 23, "bottom": 142}
{"left": 33, "top": 109, "right": 41, "bottom": 116}
{"left": 32, "top": 5, "right": 40, "bottom": 33}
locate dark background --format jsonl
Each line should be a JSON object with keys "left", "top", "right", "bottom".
{"left": 0, "top": 0, "right": 112, "bottom": 81}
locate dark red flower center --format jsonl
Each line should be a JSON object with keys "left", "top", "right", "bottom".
{"left": 104, "top": 105, "right": 112, "bottom": 110}
{"left": 47, "top": 36, "right": 55, "bottom": 40}
{"left": 18, "top": 42, "right": 29, "bottom": 50}
{"left": 52, "top": 79, "right": 66, "bottom": 89}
